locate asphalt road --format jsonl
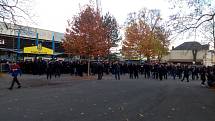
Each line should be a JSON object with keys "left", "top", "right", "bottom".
{"left": 0, "top": 74, "right": 215, "bottom": 121}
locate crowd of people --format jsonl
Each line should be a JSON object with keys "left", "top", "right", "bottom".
{"left": 2, "top": 59, "right": 215, "bottom": 89}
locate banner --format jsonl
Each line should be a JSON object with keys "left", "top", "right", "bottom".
{"left": 24, "top": 45, "right": 53, "bottom": 55}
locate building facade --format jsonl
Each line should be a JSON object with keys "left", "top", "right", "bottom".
{"left": 0, "top": 22, "right": 64, "bottom": 61}
{"left": 162, "top": 41, "right": 212, "bottom": 65}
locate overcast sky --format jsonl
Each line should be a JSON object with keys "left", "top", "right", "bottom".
{"left": 32, "top": 0, "right": 169, "bottom": 32}
{"left": 30, "top": 0, "right": 185, "bottom": 47}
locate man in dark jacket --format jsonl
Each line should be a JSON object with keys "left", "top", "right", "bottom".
{"left": 97, "top": 62, "right": 104, "bottom": 80}
{"left": 114, "top": 62, "right": 120, "bottom": 80}
{"left": 200, "top": 66, "right": 207, "bottom": 85}
{"left": 46, "top": 61, "right": 53, "bottom": 80}
{"left": 181, "top": 66, "right": 190, "bottom": 82}
{"left": 158, "top": 65, "right": 164, "bottom": 81}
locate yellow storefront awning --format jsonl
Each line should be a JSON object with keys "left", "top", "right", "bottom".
{"left": 24, "top": 46, "right": 53, "bottom": 55}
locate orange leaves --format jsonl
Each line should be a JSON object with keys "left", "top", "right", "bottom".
{"left": 122, "top": 9, "right": 170, "bottom": 60}
{"left": 62, "top": 6, "right": 111, "bottom": 58}
{"left": 122, "top": 19, "right": 152, "bottom": 59}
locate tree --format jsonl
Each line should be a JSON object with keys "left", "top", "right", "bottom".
{"left": 122, "top": 9, "right": 170, "bottom": 61}
{"left": 122, "top": 20, "right": 142, "bottom": 60}
{"left": 0, "top": 0, "right": 33, "bottom": 28}
{"left": 168, "top": 0, "right": 215, "bottom": 48}
{"left": 153, "top": 26, "right": 170, "bottom": 61}
{"left": 63, "top": 5, "right": 110, "bottom": 75}
{"left": 122, "top": 11, "right": 152, "bottom": 60}
{"left": 102, "top": 12, "right": 121, "bottom": 47}
{"left": 102, "top": 12, "right": 121, "bottom": 61}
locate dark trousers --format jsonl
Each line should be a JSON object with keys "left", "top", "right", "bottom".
{"left": 115, "top": 72, "right": 120, "bottom": 80}
{"left": 130, "top": 73, "right": 133, "bottom": 79}
{"left": 134, "top": 72, "right": 138, "bottom": 79}
{"left": 159, "top": 73, "right": 163, "bottom": 80}
{"left": 178, "top": 73, "right": 182, "bottom": 79}
{"left": 172, "top": 73, "right": 176, "bottom": 80}
{"left": 98, "top": 73, "right": 103, "bottom": 80}
{"left": 144, "top": 71, "right": 150, "bottom": 78}
{"left": 152, "top": 72, "right": 156, "bottom": 79}
{"left": 47, "top": 73, "right": 52, "bottom": 80}
{"left": 181, "top": 75, "right": 189, "bottom": 82}
{"left": 192, "top": 73, "right": 195, "bottom": 80}
{"left": 55, "top": 69, "right": 61, "bottom": 78}
{"left": 164, "top": 73, "right": 167, "bottom": 79}
{"left": 9, "top": 77, "right": 21, "bottom": 89}
{"left": 201, "top": 75, "right": 206, "bottom": 85}
{"left": 155, "top": 73, "right": 159, "bottom": 79}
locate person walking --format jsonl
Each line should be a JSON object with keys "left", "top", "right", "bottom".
{"left": 128, "top": 63, "right": 134, "bottom": 79}
{"left": 97, "top": 62, "right": 104, "bottom": 80}
{"left": 134, "top": 64, "right": 139, "bottom": 79}
{"left": 181, "top": 66, "right": 190, "bottom": 82}
{"left": 171, "top": 65, "right": 177, "bottom": 80}
{"left": 200, "top": 66, "right": 207, "bottom": 86}
{"left": 114, "top": 62, "right": 121, "bottom": 80}
{"left": 158, "top": 64, "right": 164, "bottom": 81}
{"left": 46, "top": 61, "right": 53, "bottom": 80}
{"left": 8, "top": 62, "right": 22, "bottom": 90}
{"left": 54, "top": 61, "right": 62, "bottom": 78}
{"left": 177, "top": 66, "right": 183, "bottom": 79}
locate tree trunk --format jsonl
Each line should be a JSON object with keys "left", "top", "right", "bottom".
{"left": 192, "top": 49, "right": 198, "bottom": 63}
{"left": 139, "top": 53, "right": 142, "bottom": 64}
{"left": 87, "top": 57, "right": 90, "bottom": 76}
{"left": 213, "top": 17, "right": 215, "bottom": 50}
{"left": 158, "top": 53, "right": 162, "bottom": 63}
{"left": 108, "top": 51, "right": 111, "bottom": 64}
{"left": 147, "top": 56, "right": 150, "bottom": 63}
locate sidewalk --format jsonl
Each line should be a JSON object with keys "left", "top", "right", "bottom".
{"left": 2, "top": 73, "right": 208, "bottom": 90}
{"left": 0, "top": 73, "right": 136, "bottom": 90}
{"left": 0, "top": 73, "right": 99, "bottom": 90}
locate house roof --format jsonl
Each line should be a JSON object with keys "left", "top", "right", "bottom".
{"left": 173, "top": 41, "right": 209, "bottom": 50}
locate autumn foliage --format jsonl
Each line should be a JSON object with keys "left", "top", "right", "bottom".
{"left": 63, "top": 6, "right": 110, "bottom": 58}
{"left": 122, "top": 20, "right": 151, "bottom": 59}
{"left": 122, "top": 10, "right": 170, "bottom": 61}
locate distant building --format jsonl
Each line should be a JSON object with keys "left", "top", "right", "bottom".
{"left": 203, "top": 50, "right": 215, "bottom": 66}
{"left": 0, "top": 22, "right": 64, "bottom": 61}
{"left": 162, "top": 41, "right": 213, "bottom": 65}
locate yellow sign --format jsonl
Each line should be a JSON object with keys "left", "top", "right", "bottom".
{"left": 24, "top": 46, "right": 53, "bottom": 55}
